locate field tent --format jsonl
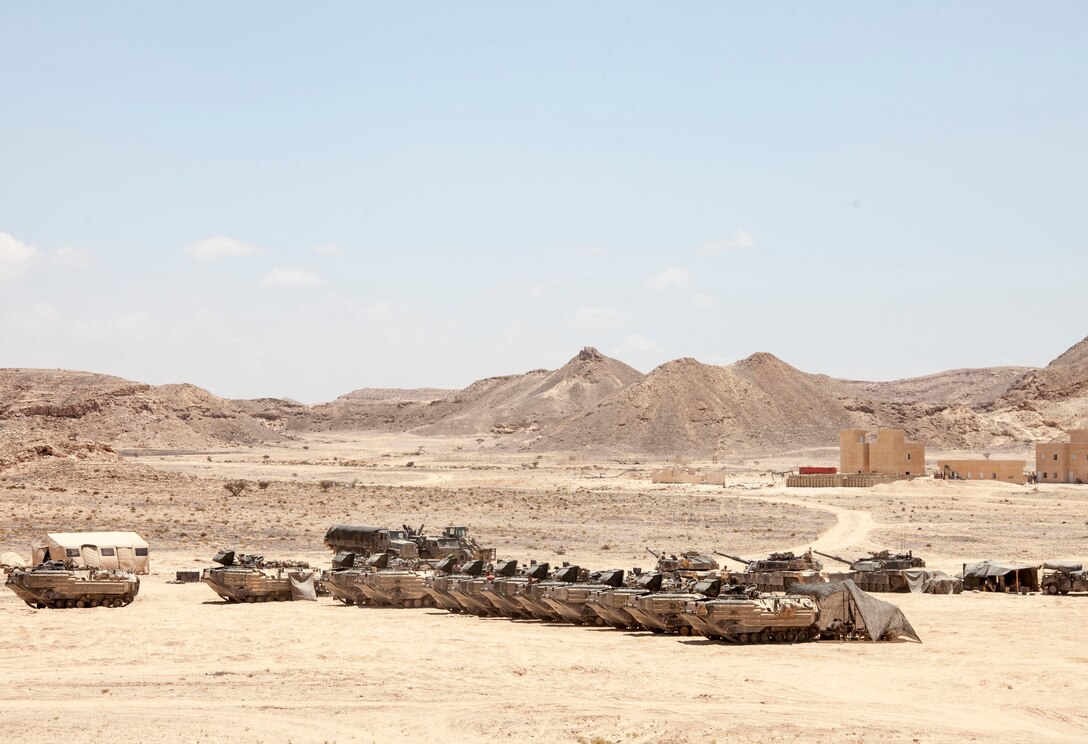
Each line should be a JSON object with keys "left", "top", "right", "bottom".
{"left": 959, "top": 561, "right": 1039, "bottom": 592}
{"left": 790, "top": 580, "right": 921, "bottom": 642}
{"left": 32, "top": 532, "right": 150, "bottom": 574}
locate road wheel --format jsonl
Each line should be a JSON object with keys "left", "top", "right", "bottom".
{"left": 76, "top": 600, "right": 86, "bottom": 608}
{"left": 1045, "top": 583, "right": 1060, "bottom": 595}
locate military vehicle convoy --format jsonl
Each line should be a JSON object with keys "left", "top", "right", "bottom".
{"left": 483, "top": 561, "right": 551, "bottom": 619}
{"left": 716, "top": 551, "right": 825, "bottom": 593}
{"left": 6, "top": 560, "right": 139, "bottom": 609}
{"left": 1041, "top": 561, "right": 1088, "bottom": 595}
{"left": 202, "top": 550, "right": 316, "bottom": 603}
{"left": 422, "top": 558, "right": 486, "bottom": 613}
{"left": 814, "top": 550, "right": 926, "bottom": 592}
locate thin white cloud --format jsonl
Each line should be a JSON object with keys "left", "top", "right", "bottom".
{"left": 688, "top": 293, "right": 715, "bottom": 309}
{"left": 610, "top": 334, "right": 664, "bottom": 362}
{"left": 261, "top": 267, "right": 328, "bottom": 288}
{"left": 50, "top": 247, "right": 92, "bottom": 268}
{"left": 645, "top": 266, "right": 689, "bottom": 290}
{"left": 183, "top": 236, "right": 257, "bottom": 260}
{"left": 312, "top": 243, "right": 342, "bottom": 255}
{"left": 0, "top": 232, "right": 39, "bottom": 281}
{"left": 575, "top": 306, "right": 624, "bottom": 328}
{"left": 698, "top": 229, "right": 755, "bottom": 254}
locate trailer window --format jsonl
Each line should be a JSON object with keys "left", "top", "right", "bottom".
{"left": 99, "top": 547, "right": 116, "bottom": 557}
{"left": 66, "top": 548, "right": 80, "bottom": 557}
{"left": 135, "top": 548, "right": 148, "bottom": 556}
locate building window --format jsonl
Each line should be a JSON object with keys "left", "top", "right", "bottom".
{"left": 1055, "top": 454, "right": 1059, "bottom": 460}
{"left": 1043, "top": 472, "right": 1048, "bottom": 479}
{"left": 906, "top": 453, "right": 911, "bottom": 460}
{"left": 992, "top": 473, "right": 997, "bottom": 480}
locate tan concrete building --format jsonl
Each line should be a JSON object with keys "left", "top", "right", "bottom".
{"left": 840, "top": 429, "right": 925, "bottom": 476}
{"left": 937, "top": 459, "right": 1027, "bottom": 484}
{"left": 1036, "top": 429, "right": 1088, "bottom": 484}
{"left": 651, "top": 468, "right": 727, "bottom": 486}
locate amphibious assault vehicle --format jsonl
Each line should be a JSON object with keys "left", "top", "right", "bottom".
{"left": 514, "top": 564, "right": 585, "bottom": 621}
{"left": 814, "top": 550, "right": 925, "bottom": 593}
{"left": 6, "top": 560, "right": 139, "bottom": 609}
{"left": 324, "top": 552, "right": 434, "bottom": 608}
{"left": 624, "top": 576, "right": 725, "bottom": 635}
{"left": 483, "top": 561, "right": 551, "bottom": 619}
{"left": 422, "top": 558, "right": 486, "bottom": 613}
{"left": 202, "top": 550, "right": 316, "bottom": 603}
{"left": 681, "top": 591, "right": 820, "bottom": 643}
{"left": 716, "top": 551, "right": 825, "bottom": 593}
{"left": 541, "top": 569, "right": 626, "bottom": 625}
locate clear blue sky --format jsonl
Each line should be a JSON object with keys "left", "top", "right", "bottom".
{"left": 1, "top": 3, "right": 1085, "bottom": 401}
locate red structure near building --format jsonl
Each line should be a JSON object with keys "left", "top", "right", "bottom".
{"left": 799, "top": 467, "right": 837, "bottom": 475}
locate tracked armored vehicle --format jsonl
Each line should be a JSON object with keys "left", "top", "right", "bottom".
{"left": 449, "top": 559, "right": 517, "bottom": 617}
{"left": 6, "top": 560, "right": 139, "bottom": 609}
{"left": 681, "top": 589, "right": 820, "bottom": 643}
{"left": 514, "top": 564, "right": 584, "bottom": 621}
{"left": 814, "top": 550, "right": 925, "bottom": 593}
{"left": 717, "top": 551, "right": 824, "bottom": 593}
{"left": 541, "top": 569, "right": 626, "bottom": 625}
{"left": 422, "top": 558, "right": 485, "bottom": 613}
{"left": 324, "top": 552, "right": 434, "bottom": 608}
{"left": 482, "top": 562, "right": 550, "bottom": 619}
{"left": 625, "top": 577, "right": 724, "bottom": 635}
{"left": 202, "top": 550, "right": 316, "bottom": 603}
{"left": 586, "top": 572, "right": 662, "bottom": 629}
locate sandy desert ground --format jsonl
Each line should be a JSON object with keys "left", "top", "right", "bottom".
{"left": 2, "top": 433, "right": 1087, "bottom": 743}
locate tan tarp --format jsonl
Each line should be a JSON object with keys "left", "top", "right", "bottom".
{"left": 1, "top": 551, "right": 27, "bottom": 569}
{"left": 289, "top": 571, "right": 317, "bottom": 601}
{"left": 32, "top": 532, "right": 150, "bottom": 574}
{"left": 901, "top": 569, "right": 963, "bottom": 594}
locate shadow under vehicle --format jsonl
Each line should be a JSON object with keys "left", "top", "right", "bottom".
{"left": 201, "top": 550, "right": 317, "bottom": 603}
{"left": 6, "top": 560, "right": 139, "bottom": 609}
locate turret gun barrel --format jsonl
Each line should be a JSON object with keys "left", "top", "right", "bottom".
{"left": 813, "top": 550, "right": 852, "bottom": 566}
{"left": 714, "top": 551, "right": 752, "bottom": 566}
{"left": 645, "top": 548, "right": 662, "bottom": 560}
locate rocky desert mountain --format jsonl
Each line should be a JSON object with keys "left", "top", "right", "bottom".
{"left": 3, "top": 336, "right": 1086, "bottom": 457}
{"left": 0, "top": 369, "right": 280, "bottom": 451}
{"left": 835, "top": 366, "right": 1034, "bottom": 406}
{"left": 414, "top": 346, "right": 644, "bottom": 435}
{"left": 532, "top": 353, "right": 855, "bottom": 456}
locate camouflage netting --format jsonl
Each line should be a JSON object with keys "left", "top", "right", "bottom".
{"left": 790, "top": 580, "right": 921, "bottom": 643}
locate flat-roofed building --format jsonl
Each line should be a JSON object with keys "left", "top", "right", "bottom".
{"left": 840, "top": 429, "right": 924, "bottom": 476}
{"left": 937, "top": 459, "right": 1026, "bottom": 484}
{"left": 1036, "top": 429, "right": 1088, "bottom": 484}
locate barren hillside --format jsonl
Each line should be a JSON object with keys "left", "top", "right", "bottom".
{"left": 532, "top": 353, "right": 858, "bottom": 456}
{"left": 837, "top": 366, "right": 1034, "bottom": 406}
{"left": 416, "top": 347, "right": 644, "bottom": 435}
{"left": 0, "top": 369, "right": 280, "bottom": 450}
